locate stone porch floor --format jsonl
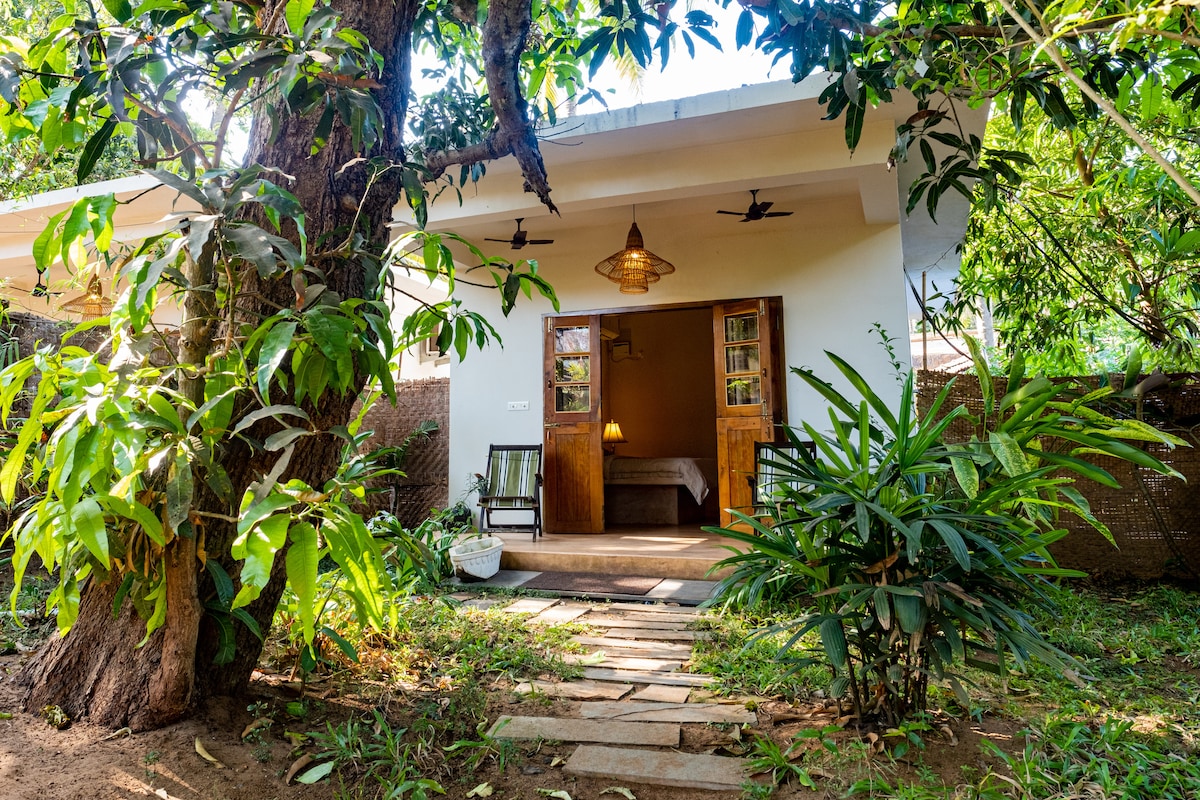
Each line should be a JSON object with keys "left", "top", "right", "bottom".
{"left": 493, "top": 524, "right": 739, "bottom": 581}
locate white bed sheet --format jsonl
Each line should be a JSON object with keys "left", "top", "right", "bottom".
{"left": 602, "top": 456, "right": 710, "bottom": 504}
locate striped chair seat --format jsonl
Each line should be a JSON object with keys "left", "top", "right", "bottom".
{"left": 478, "top": 445, "right": 543, "bottom": 539}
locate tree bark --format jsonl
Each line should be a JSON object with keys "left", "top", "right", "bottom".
{"left": 18, "top": 0, "right": 419, "bottom": 730}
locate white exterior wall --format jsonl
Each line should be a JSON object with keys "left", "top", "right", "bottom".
{"left": 447, "top": 193, "right": 909, "bottom": 499}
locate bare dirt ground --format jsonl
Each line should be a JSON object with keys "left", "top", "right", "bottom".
{"left": 0, "top": 643, "right": 1025, "bottom": 800}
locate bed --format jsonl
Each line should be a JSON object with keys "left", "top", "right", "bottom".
{"left": 603, "top": 456, "right": 716, "bottom": 525}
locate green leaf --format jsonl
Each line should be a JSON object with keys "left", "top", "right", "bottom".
{"left": 1123, "top": 346, "right": 1143, "bottom": 391}
{"left": 284, "top": 0, "right": 316, "bottom": 35}
{"left": 264, "top": 427, "right": 311, "bottom": 451}
{"left": 231, "top": 514, "right": 290, "bottom": 609}
{"left": 297, "top": 761, "right": 335, "bottom": 784}
{"left": 231, "top": 404, "right": 309, "bottom": 435}
{"left": 965, "top": 337, "right": 993, "bottom": 417}
{"left": 285, "top": 522, "right": 319, "bottom": 645}
{"left": 873, "top": 587, "right": 892, "bottom": 631}
{"left": 949, "top": 454, "right": 979, "bottom": 498}
{"left": 319, "top": 624, "right": 359, "bottom": 662}
{"left": 893, "top": 595, "right": 927, "bottom": 635}
{"left": 206, "top": 559, "right": 235, "bottom": 606}
{"left": 819, "top": 617, "right": 848, "bottom": 669}
{"left": 257, "top": 320, "right": 296, "bottom": 398}
{"left": 237, "top": 493, "right": 297, "bottom": 535}
{"left": 166, "top": 448, "right": 193, "bottom": 533}
{"left": 77, "top": 116, "right": 117, "bottom": 182}
{"left": 101, "top": 0, "right": 133, "bottom": 22}
{"left": 70, "top": 497, "right": 109, "bottom": 564}
{"left": 988, "top": 431, "right": 1028, "bottom": 476}
{"left": 101, "top": 495, "right": 166, "bottom": 546}
{"left": 322, "top": 509, "right": 389, "bottom": 630}
{"left": 1, "top": 375, "right": 49, "bottom": 504}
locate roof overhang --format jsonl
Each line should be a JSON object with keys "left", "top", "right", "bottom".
{"left": 404, "top": 77, "right": 987, "bottom": 281}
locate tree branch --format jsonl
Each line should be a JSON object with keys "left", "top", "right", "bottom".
{"left": 998, "top": 0, "right": 1200, "bottom": 208}
{"left": 423, "top": 0, "right": 557, "bottom": 213}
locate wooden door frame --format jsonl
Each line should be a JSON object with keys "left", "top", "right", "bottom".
{"left": 541, "top": 296, "right": 785, "bottom": 531}
{"left": 543, "top": 315, "right": 604, "bottom": 533}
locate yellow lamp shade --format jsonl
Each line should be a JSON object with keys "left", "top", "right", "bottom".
{"left": 602, "top": 420, "right": 627, "bottom": 444}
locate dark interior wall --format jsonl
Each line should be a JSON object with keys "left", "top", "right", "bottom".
{"left": 602, "top": 307, "right": 716, "bottom": 459}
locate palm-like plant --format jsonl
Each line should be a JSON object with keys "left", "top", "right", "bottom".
{"left": 708, "top": 348, "right": 1185, "bottom": 724}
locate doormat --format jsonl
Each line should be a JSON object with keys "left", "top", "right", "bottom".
{"left": 519, "top": 571, "right": 661, "bottom": 596}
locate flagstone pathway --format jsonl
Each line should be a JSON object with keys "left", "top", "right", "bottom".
{"left": 451, "top": 593, "right": 756, "bottom": 793}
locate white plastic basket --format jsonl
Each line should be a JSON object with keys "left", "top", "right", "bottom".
{"left": 448, "top": 536, "right": 503, "bottom": 581}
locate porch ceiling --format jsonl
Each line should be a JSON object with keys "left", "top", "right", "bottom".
{"left": 407, "top": 77, "right": 986, "bottom": 280}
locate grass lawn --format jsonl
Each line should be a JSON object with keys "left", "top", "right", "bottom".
{"left": 3, "top": 578, "right": 1198, "bottom": 799}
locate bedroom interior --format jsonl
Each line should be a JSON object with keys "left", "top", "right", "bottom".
{"left": 599, "top": 306, "right": 721, "bottom": 528}
{"left": 541, "top": 297, "right": 785, "bottom": 535}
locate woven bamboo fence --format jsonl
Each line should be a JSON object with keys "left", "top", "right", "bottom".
{"left": 356, "top": 377, "right": 450, "bottom": 527}
{"left": 916, "top": 370, "right": 1200, "bottom": 582}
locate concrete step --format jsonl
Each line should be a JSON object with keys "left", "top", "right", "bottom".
{"left": 500, "top": 550, "right": 720, "bottom": 582}
{"left": 530, "top": 602, "right": 592, "bottom": 626}
{"left": 502, "top": 597, "right": 560, "bottom": 615}
{"left": 631, "top": 685, "right": 692, "bottom": 703}
{"left": 583, "top": 667, "right": 712, "bottom": 687}
{"left": 613, "top": 611, "right": 705, "bottom": 624}
{"left": 564, "top": 745, "right": 748, "bottom": 792}
{"left": 585, "top": 616, "right": 688, "bottom": 630}
{"left": 565, "top": 654, "right": 684, "bottom": 672}
{"left": 571, "top": 635, "right": 694, "bottom": 657}
{"left": 602, "top": 628, "right": 708, "bottom": 642}
{"left": 577, "top": 701, "right": 755, "bottom": 724}
{"left": 607, "top": 603, "right": 702, "bottom": 614}
{"left": 514, "top": 679, "right": 632, "bottom": 700}
{"left": 488, "top": 715, "right": 679, "bottom": 747}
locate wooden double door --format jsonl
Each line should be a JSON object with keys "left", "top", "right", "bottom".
{"left": 542, "top": 298, "right": 785, "bottom": 533}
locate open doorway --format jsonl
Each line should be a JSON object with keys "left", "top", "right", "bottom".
{"left": 599, "top": 307, "right": 720, "bottom": 528}
{"left": 542, "top": 298, "right": 784, "bottom": 534}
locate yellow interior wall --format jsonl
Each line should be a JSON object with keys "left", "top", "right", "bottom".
{"left": 601, "top": 307, "right": 717, "bottom": 459}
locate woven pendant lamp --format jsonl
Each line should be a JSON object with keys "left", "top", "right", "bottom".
{"left": 60, "top": 275, "right": 113, "bottom": 320}
{"left": 593, "top": 215, "right": 675, "bottom": 294}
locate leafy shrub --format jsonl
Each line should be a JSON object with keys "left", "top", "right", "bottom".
{"left": 709, "top": 347, "right": 1184, "bottom": 725}
{"left": 368, "top": 510, "right": 462, "bottom": 594}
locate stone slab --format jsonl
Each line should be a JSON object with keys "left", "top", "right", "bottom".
{"left": 530, "top": 602, "right": 592, "bottom": 626}
{"left": 457, "top": 597, "right": 505, "bottom": 611}
{"left": 578, "top": 701, "right": 755, "bottom": 724}
{"left": 514, "top": 679, "right": 632, "bottom": 700}
{"left": 572, "top": 636, "right": 693, "bottom": 657}
{"left": 601, "top": 628, "right": 707, "bottom": 642}
{"left": 467, "top": 570, "right": 541, "bottom": 588}
{"left": 607, "top": 602, "right": 700, "bottom": 614}
{"left": 645, "top": 579, "right": 719, "bottom": 604}
{"left": 565, "top": 654, "right": 684, "bottom": 672}
{"left": 502, "top": 597, "right": 560, "bottom": 615}
{"left": 564, "top": 745, "right": 747, "bottom": 791}
{"left": 488, "top": 715, "right": 679, "bottom": 747}
{"left": 618, "top": 611, "right": 706, "bottom": 624}
{"left": 588, "top": 617, "right": 687, "bottom": 630}
{"left": 583, "top": 667, "right": 712, "bottom": 687}
{"left": 631, "top": 685, "right": 692, "bottom": 703}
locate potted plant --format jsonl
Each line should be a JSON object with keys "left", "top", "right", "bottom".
{"left": 444, "top": 475, "right": 503, "bottom": 581}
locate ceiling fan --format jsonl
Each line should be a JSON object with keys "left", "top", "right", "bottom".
{"left": 30, "top": 267, "right": 61, "bottom": 298}
{"left": 485, "top": 218, "right": 555, "bottom": 250}
{"left": 717, "top": 189, "right": 794, "bottom": 222}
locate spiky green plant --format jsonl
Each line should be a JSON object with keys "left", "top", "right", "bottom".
{"left": 709, "top": 346, "right": 1185, "bottom": 724}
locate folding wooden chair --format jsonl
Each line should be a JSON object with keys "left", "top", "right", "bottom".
{"left": 477, "top": 444, "right": 543, "bottom": 539}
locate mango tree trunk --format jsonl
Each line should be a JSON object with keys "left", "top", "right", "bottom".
{"left": 18, "top": 0, "right": 418, "bottom": 731}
